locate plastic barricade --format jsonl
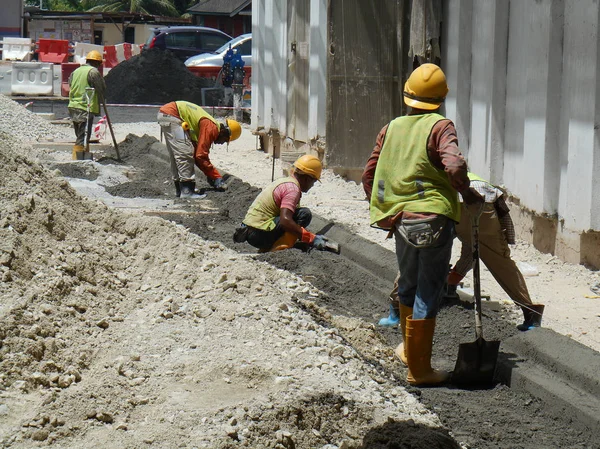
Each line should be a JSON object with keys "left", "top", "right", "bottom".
{"left": 60, "top": 63, "right": 80, "bottom": 97}
{"left": 188, "top": 66, "right": 252, "bottom": 90}
{"left": 103, "top": 45, "right": 119, "bottom": 69}
{"left": 73, "top": 42, "right": 104, "bottom": 65}
{"left": 11, "top": 62, "right": 56, "bottom": 95}
{"left": 1, "top": 37, "right": 34, "bottom": 61}
{"left": 131, "top": 44, "right": 142, "bottom": 56}
{"left": 123, "top": 43, "right": 132, "bottom": 60}
{"left": 37, "top": 39, "right": 69, "bottom": 64}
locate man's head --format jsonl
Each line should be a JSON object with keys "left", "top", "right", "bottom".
{"left": 403, "top": 63, "right": 448, "bottom": 111}
{"left": 85, "top": 50, "right": 103, "bottom": 69}
{"left": 292, "top": 155, "right": 322, "bottom": 192}
{"left": 215, "top": 119, "right": 242, "bottom": 144}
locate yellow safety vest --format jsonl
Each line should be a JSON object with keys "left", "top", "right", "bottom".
{"left": 176, "top": 101, "right": 219, "bottom": 142}
{"left": 243, "top": 177, "right": 301, "bottom": 231}
{"left": 68, "top": 65, "right": 100, "bottom": 114}
{"left": 370, "top": 113, "right": 461, "bottom": 226}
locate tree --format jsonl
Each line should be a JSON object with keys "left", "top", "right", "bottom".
{"left": 84, "top": 0, "right": 179, "bottom": 16}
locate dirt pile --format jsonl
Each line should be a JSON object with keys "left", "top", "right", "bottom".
{"left": 105, "top": 48, "right": 215, "bottom": 105}
{"left": 0, "top": 100, "right": 447, "bottom": 448}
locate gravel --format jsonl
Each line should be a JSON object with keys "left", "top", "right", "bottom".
{"left": 0, "top": 94, "right": 71, "bottom": 142}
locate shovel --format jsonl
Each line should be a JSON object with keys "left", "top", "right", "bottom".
{"left": 452, "top": 207, "right": 500, "bottom": 385}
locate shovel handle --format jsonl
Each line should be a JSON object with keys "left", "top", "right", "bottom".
{"left": 471, "top": 212, "right": 484, "bottom": 340}
{"left": 102, "top": 99, "right": 121, "bottom": 161}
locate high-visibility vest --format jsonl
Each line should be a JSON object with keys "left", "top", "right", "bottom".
{"left": 176, "top": 101, "right": 219, "bottom": 143}
{"left": 68, "top": 65, "right": 100, "bottom": 114}
{"left": 243, "top": 177, "right": 301, "bottom": 231}
{"left": 370, "top": 113, "right": 461, "bottom": 226}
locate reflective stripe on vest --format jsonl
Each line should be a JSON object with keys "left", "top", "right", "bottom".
{"left": 176, "top": 101, "right": 219, "bottom": 143}
{"left": 68, "top": 65, "right": 100, "bottom": 114}
{"left": 243, "top": 177, "right": 301, "bottom": 231}
{"left": 370, "top": 114, "right": 461, "bottom": 226}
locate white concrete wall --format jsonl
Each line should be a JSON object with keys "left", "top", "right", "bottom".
{"left": 251, "top": 0, "right": 327, "bottom": 143}
{"left": 442, "top": 0, "right": 600, "bottom": 238}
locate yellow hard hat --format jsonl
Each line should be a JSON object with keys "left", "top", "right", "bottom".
{"left": 226, "top": 119, "right": 241, "bottom": 142}
{"left": 293, "top": 154, "right": 322, "bottom": 180}
{"left": 403, "top": 63, "right": 448, "bottom": 110}
{"left": 181, "top": 121, "right": 190, "bottom": 131}
{"left": 86, "top": 50, "right": 103, "bottom": 62}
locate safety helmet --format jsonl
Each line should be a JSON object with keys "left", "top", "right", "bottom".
{"left": 403, "top": 63, "right": 448, "bottom": 110}
{"left": 86, "top": 50, "right": 103, "bottom": 62}
{"left": 226, "top": 119, "right": 242, "bottom": 142}
{"left": 293, "top": 154, "right": 322, "bottom": 180}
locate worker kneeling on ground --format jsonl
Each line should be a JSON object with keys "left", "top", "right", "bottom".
{"left": 233, "top": 155, "right": 327, "bottom": 252}
{"left": 157, "top": 101, "right": 242, "bottom": 198}
{"left": 68, "top": 50, "right": 106, "bottom": 160}
{"left": 362, "top": 63, "right": 483, "bottom": 387}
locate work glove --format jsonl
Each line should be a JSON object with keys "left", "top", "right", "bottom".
{"left": 312, "top": 234, "right": 328, "bottom": 251}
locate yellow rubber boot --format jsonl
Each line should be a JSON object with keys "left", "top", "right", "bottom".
{"left": 406, "top": 317, "right": 450, "bottom": 386}
{"left": 72, "top": 145, "right": 84, "bottom": 160}
{"left": 394, "top": 305, "right": 413, "bottom": 366}
{"left": 269, "top": 232, "right": 298, "bottom": 252}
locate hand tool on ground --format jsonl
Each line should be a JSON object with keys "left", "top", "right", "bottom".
{"left": 452, "top": 206, "right": 500, "bottom": 385}
{"left": 102, "top": 98, "right": 121, "bottom": 161}
{"left": 294, "top": 221, "right": 341, "bottom": 255}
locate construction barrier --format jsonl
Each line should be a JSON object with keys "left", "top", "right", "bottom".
{"left": 73, "top": 42, "right": 104, "bottom": 64}
{"left": 37, "top": 39, "right": 69, "bottom": 64}
{"left": 188, "top": 66, "right": 252, "bottom": 90}
{"left": 103, "top": 45, "right": 119, "bottom": 69}
{"left": 10, "top": 62, "right": 56, "bottom": 95}
{"left": 1, "top": 37, "right": 34, "bottom": 61}
{"left": 60, "top": 63, "right": 79, "bottom": 97}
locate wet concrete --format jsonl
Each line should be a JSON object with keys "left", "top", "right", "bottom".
{"left": 49, "top": 133, "right": 600, "bottom": 449}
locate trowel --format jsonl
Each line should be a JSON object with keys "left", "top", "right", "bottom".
{"left": 294, "top": 221, "right": 342, "bottom": 255}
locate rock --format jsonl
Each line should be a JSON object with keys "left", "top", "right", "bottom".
{"left": 96, "top": 319, "right": 109, "bottom": 329}
{"left": 96, "top": 412, "right": 114, "bottom": 423}
{"left": 0, "top": 404, "right": 8, "bottom": 415}
{"left": 31, "top": 429, "right": 49, "bottom": 441}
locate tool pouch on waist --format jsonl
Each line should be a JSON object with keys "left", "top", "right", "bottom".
{"left": 396, "top": 216, "right": 447, "bottom": 249}
{"left": 233, "top": 224, "right": 249, "bottom": 243}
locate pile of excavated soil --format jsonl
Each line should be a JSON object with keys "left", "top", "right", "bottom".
{"left": 105, "top": 48, "right": 215, "bottom": 105}
{"left": 0, "top": 99, "right": 451, "bottom": 449}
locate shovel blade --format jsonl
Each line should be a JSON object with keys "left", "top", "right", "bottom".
{"left": 452, "top": 337, "right": 500, "bottom": 385}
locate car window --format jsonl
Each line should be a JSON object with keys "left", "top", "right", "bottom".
{"left": 238, "top": 39, "right": 252, "bottom": 56}
{"left": 200, "top": 33, "right": 230, "bottom": 52}
{"left": 166, "top": 32, "right": 196, "bottom": 48}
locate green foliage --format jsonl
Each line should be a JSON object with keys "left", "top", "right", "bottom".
{"left": 25, "top": 0, "right": 183, "bottom": 16}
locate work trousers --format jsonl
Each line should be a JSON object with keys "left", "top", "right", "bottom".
{"left": 394, "top": 218, "right": 454, "bottom": 319}
{"left": 454, "top": 203, "right": 533, "bottom": 308}
{"left": 246, "top": 208, "right": 312, "bottom": 250}
{"left": 69, "top": 107, "right": 94, "bottom": 146}
{"left": 157, "top": 112, "right": 221, "bottom": 183}
{"left": 158, "top": 112, "right": 196, "bottom": 183}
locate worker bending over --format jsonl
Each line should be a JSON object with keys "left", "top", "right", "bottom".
{"left": 68, "top": 50, "right": 106, "bottom": 160}
{"left": 234, "top": 155, "right": 328, "bottom": 252}
{"left": 157, "top": 101, "right": 241, "bottom": 198}
{"left": 378, "top": 173, "right": 545, "bottom": 332}
{"left": 363, "top": 63, "right": 483, "bottom": 386}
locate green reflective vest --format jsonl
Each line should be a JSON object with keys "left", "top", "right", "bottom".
{"left": 243, "top": 177, "right": 301, "bottom": 231}
{"left": 176, "top": 101, "right": 219, "bottom": 142}
{"left": 369, "top": 114, "right": 461, "bottom": 226}
{"left": 68, "top": 65, "right": 100, "bottom": 114}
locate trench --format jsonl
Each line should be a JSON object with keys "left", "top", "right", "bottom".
{"left": 44, "top": 128, "right": 599, "bottom": 449}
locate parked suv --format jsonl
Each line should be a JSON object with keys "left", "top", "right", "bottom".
{"left": 144, "top": 26, "right": 232, "bottom": 62}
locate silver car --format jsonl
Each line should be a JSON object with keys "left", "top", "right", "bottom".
{"left": 184, "top": 33, "right": 251, "bottom": 67}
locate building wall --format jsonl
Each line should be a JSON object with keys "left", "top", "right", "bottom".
{"left": 251, "top": 0, "right": 327, "bottom": 159}
{"left": 442, "top": 0, "right": 600, "bottom": 267}
{"left": 0, "top": 0, "right": 23, "bottom": 38}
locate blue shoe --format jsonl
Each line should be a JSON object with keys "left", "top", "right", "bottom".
{"left": 378, "top": 304, "right": 400, "bottom": 327}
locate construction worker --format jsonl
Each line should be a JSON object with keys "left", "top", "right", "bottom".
{"left": 378, "top": 173, "right": 545, "bottom": 332}
{"left": 233, "top": 155, "right": 328, "bottom": 252}
{"left": 362, "top": 63, "right": 483, "bottom": 387}
{"left": 68, "top": 50, "right": 106, "bottom": 160}
{"left": 157, "top": 101, "right": 242, "bottom": 198}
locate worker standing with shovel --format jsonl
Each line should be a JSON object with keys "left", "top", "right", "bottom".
{"left": 68, "top": 50, "right": 106, "bottom": 160}
{"left": 362, "top": 64, "right": 483, "bottom": 387}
